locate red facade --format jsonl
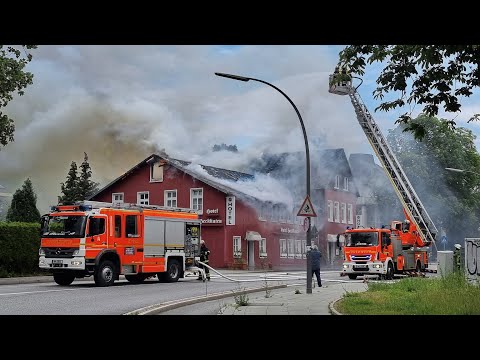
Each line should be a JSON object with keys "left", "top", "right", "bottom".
{"left": 91, "top": 153, "right": 357, "bottom": 271}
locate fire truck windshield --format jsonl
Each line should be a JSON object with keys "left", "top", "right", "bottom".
{"left": 42, "top": 215, "right": 87, "bottom": 238}
{"left": 346, "top": 232, "right": 379, "bottom": 247}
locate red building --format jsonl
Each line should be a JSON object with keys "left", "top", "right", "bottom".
{"left": 90, "top": 150, "right": 357, "bottom": 270}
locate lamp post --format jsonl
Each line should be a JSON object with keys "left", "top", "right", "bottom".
{"left": 215, "top": 72, "right": 313, "bottom": 294}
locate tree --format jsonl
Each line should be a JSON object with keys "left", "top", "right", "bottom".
{"left": 6, "top": 178, "right": 41, "bottom": 222}
{"left": 386, "top": 114, "right": 480, "bottom": 247}
{"left": 78, "top": 152, "right": 99, "bottom": 200}
{"left": 212, "top": 143, "right": 238, "bottom": 152}
{"left": 58, "top": 161, "right": 80, "bottom": 203}
{"left": 58, "top": 153, "right": 99, "bottom": 203}
{"left": 0, "top": 45, "right": 37, "bottom": 148}
{"left": 337, "top": 45, "right": 480, "bottom": 140}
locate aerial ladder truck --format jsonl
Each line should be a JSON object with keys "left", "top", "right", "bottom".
{"left": 329, "top": 67, "right": 438, "bottom": 279}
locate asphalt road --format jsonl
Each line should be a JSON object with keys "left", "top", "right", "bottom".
{"left": 0, "top": 270, "right": 343, "bottom": 315}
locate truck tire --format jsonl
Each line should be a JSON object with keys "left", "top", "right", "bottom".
{"left": 165, "top": 259, "right": 180, "bottom": 283}
{"left": 125, "top": 274, "right": 145, "bottom": 284}
{"left": 53, "top": 273, "right": 75, "bottom": 286}
{"left": 94, "top": 260, "right": 116, "bottom": 287}
{"left": 386, "top": 262, "right": 394, "bottom": 280}
{"left": 348, "top": 274, "right": 358, "bottom": 280}
{"left": 157, "top": 272, "right": 166, "bottom": 283}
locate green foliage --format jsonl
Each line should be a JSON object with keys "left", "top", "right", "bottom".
{"left": 387, "top": 114, "right": 480, "bottom": 244}
{"left": 338, "top": 45, "right": 480, "bottom": 139}
{"left": 6, "top": 178, "right": 40, "bottom": 223}
{"left": 77, "top": 152, "right": 99, "bottom": 200}
{"left": 232, "top": 285, "right": 250, "bottom": 306}
{"left": 59, "top": 153, "right": 99, "bottom": 203}
{"left": 0, "top": 222, "right": 41, "bottom": 277}
{"left": 0, "top": 45, "right": 37, "bottom": 148}
{"left": 337, "top": 273, "right": 480, "bottom": 315}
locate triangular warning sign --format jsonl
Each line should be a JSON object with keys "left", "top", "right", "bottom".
{"left": 297, "top": 195, "right": 317, "bottom": 217}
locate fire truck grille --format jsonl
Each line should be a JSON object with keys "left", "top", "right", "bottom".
{"left": 351, "top": 255, "right": 372, "bottom": 261}
{"left": 44, "top": 247, "right": 76, "bottom": 258}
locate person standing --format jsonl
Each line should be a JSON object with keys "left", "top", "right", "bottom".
{"left": 310, "top": 244, "right": 322, "bottom": 287}
{"left": 197, "top": 239, "right": 211, "bottom": 281}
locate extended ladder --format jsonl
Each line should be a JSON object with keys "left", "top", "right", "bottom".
{"left": 329, "top": 72, "right": 437, "bottom": 247}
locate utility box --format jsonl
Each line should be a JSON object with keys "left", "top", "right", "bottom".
{"left": 437, "top": 250, "right": 454, "bottom": 277}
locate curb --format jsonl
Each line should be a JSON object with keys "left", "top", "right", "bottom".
{"left": 328, "top": 297, "right": 344, "bottom": 315}
{"left": 124, "top": 284, "right": 288, "bottom": 315}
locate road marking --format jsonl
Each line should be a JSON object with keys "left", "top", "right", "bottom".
{"left": 0, "top": 288, "right": 89, "bottom": 296}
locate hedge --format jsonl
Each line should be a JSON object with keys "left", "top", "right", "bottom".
{"left": 0, "top": 222, "right": 42, "bottom": 277}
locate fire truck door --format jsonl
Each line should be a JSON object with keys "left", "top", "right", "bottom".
{"left": 87, "top": 215, "right": 108, "bottom": 248}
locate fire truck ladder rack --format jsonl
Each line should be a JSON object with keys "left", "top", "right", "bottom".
{"left": 329, "top": 72, "right": 437, "bottom": 249}
{"left": 76, "top": 201, "right": 199, "bottom": 214}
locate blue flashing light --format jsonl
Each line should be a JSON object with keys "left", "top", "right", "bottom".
{"left": 79, "top": 205, "right": 92, "bottom": 211}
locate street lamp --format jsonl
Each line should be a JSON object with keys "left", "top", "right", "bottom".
{"left": 445, "top": 167, "right": 480, "bottom": 176}
{"left": 215, "top": 72, "right": 314, "bottom": 294}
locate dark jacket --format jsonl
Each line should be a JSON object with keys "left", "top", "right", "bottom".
{"left": 200, "top": 243, "right": 210, "bottom": 262}
{"left": 311, "top": 248, "right": 321, "bottom": 270}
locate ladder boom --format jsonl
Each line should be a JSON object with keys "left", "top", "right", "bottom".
{"left": 329, "top": 72, "right": 437, "bottom": 247}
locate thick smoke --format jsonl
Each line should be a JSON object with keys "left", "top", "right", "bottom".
{"left": 0, "top": 45, "right": 375, "bottom": 213}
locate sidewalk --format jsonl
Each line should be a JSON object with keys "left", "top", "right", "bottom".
{"left": 218, "top": 280, "right": 368, "bottom": 315}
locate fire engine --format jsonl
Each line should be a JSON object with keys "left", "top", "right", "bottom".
{"left": 329, "top": 67, "right": 438, "bottom": 279}
{"left": 39, "top": 201, "right": 202, "bottom": 287}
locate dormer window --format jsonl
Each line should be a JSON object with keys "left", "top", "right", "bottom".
{"left": 334, "top": 175, "right": 340, "bottom": 189}
{"left": 344, "top": 177, "right": 349, "bottom": 191}
{"left": 150, "top": 161, "right": 164, "bottom": 182}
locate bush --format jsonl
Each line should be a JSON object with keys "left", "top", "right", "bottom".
{"left": 0, "top": 222, "right": 41, "bottom": 277}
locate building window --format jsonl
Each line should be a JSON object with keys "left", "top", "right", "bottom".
{"left": 347, "top": 203, "right": 353, "bottom": 224}
{"left": 344, "top": 177, "right": 349, "bottom": 191}
{"left": 295, "top": 240, "right": 302, "bottom": 259}
{"left": 125, "top": 215, "right": 139, "bottom": 237}
{"left": 341, "top": 203, "right": 346, "bottom": 224}
{"left": 190, "top": 188, "right": 203, "bottom": 214}
{"left": 112, "top": 193, "right": 124, "bottom": 205}
{"left": 137, "top": 191, "right": 149, "bottom": 205}
{"left": 260, "top": 238, "right": 267, "bottom": 257}
{"left": 334, "top": 175, "right": 340, "bottom": 189}
{"left": 334, "top": 201, "right": 340, "bottom": 223}
{"left": 150, "top": 161, "right": 164, "bottom": 182}
{"left": 302, "top": 240, "right": 307, "bottom": 259}
{"left": 279, "top": 206, "right": 286, "bottom": 223}
{"left": 164, "top": 190, "right": 177, "bottom": 207}
{"left": 271, "top": 204, "right": 280, "bottom": 222}
{"left": 233, "top": 236, "right": 242, "bottom": 257}
{"left": 287, "top": 239, "right": 294, "bottom": 259}
{"left": 280, "top": 239, "right": 287, "bottom": 258}
{"left": 258, "top": 204, "right": 267, "bottom": 221}
{"left": 327, "top": 200, "right": 333, "bottom": 222}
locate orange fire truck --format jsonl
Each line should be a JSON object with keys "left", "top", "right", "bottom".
{"left": 329, "top": 66, "right": 437, "bottom": 280}
{"left": 338, "top": 209, "right": 430, "bottom": 279}
{"left": 39, "top": 201, "right": 202, "bottom": 287}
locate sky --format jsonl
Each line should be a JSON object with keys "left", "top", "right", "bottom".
{"left": 1, "top": 45, "right": 480, "bottom": 214}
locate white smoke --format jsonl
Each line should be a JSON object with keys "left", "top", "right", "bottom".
{"left": 0, "top": 45, "right": 376, "bottom": 213}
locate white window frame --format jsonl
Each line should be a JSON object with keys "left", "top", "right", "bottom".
{"left": 327, "top": 200, "right": 333, "bottom": 222}
{"left": 334, "top": 175, "right": 340, "bottom": 189}
{"left": 112, "top": 192, "right": 124, "bottom": 205}
{"left": 258, "top": 204, "right": 267, "bottom": 221}
{"left": 137, "top": 191, "right": 149, "bottom": 205}
{"left": 341, "top": 202, "right": 346, "bottom": 224}
{"left": 347, "top": 203, "right": 353, "bottom": 224}
{"left": 164, "top": 190, "right": 177, "bottom": 207}
{"left": 259, "top": 238, "right": 267, "bottom": 258}
{"left": 334, "top": 201, "right": 340, "bottom": 223}
{"left": 295, "top": 240, "right": 302, "bottom": 259}
{"left": 190, "top": 188, "right": 203, "bottom": 215}
{"left": 344, "top": 177, "right": 349, "bottom": 191}
{"left": 150, "top": 161, "right": 164, "bottom": 183}
{"left": 280, "top": 239, "right": 287, "bottom": 258}
{"left": 287, "top": 239, "right": 295, "bottom": 259}
{"left": 233, "top": 236, "right": 242, "bottom": 257}
{"left": 302, "top": 240, "right": 307, "bottom": 259}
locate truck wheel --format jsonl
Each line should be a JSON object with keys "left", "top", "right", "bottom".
{"left": 165, "top": 259, "right": 180, "bottom": 283}
{"left": 94, "top": 260, "right": 116, "bottom": 287}
{"left": 125, "top": 274, "right": 145, "bottom": 284}
{"left": 157, "top": 272, "right": 166, "bottom": 283}
{"left": 53, "top": 273, "right": 75, "bottom": 286}
{"left": 348, "top": 274, "right": 357, "bottom": 280}
{"left": 386, "top": 262, "right": 394, "bottom": 280}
